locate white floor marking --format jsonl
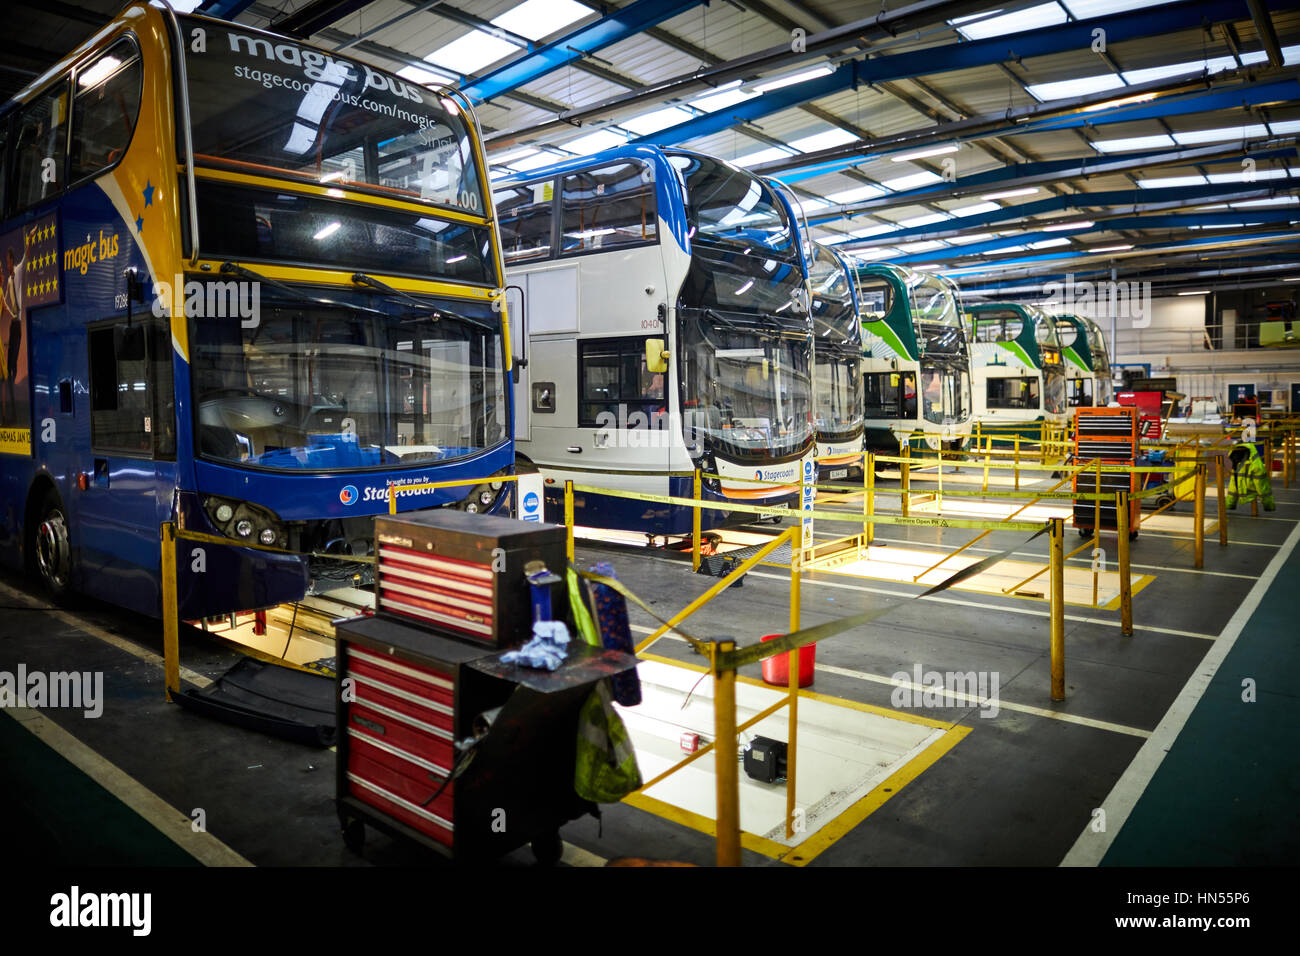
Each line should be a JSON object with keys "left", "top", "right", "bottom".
{"left": 0, "top": 580, "right": 213, "bottom": 688}
{"left": 742, "top": 569, "right": 1218, "bottom": 640}
{"left": 1059, "top": 518, "right": 1300, "bottom": 866}
{"left": 3, "top": 701, "right": 252, "bottom": 866}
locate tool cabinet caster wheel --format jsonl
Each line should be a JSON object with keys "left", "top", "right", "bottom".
{"left": 1157, "top": 495, "right": 1174, "bottom": 508}
{"left": 1078, "top": 527, "right": 1091, "bottom": 538}
{"left": 1129, "top": 530, "right": 1139, "bottom": 542}
{"left": 342, "top": 818, "right": 365, "bottom": 854}
{"left": 531, "top": 831, "right": 563, "bottom": 867}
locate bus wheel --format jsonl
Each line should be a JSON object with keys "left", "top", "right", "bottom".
{"left": 32, "top": 491, "right": 72, "bottom": 597}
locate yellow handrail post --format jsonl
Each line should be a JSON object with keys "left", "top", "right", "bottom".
{"left": 865, "top": 452, "right": 875, "bottom": 547}
{"left": 1116, "top": 492, "right": 1133, "bottom": 636}
{"left": 1014, "top": 434, "right": 1021, "bottom": 491}
{"left": 692, "top": 467, "right": 702, "bottom": 573}
{"left": 1216, "top": 453, "right": 1228, "bottom": 548}
{"left": 160, "top": 522, "right": 180, "bottom": 702}
{"left": 785, "top": 522, "right": 802, "bottom": 840}
{"left": 1092, "top": 458, "right": 1101, "bottom": 608}
{"left": 901, "top": 440, "right": 910, "bottom": 518}
{"left": 388, "top": 485, "right": 397, "bottom": 516}
{"left": 713, "top": 639, "right": 741, "bottom": 867}
{"left": 981, "top": 436, "right": 989, "bottom": 493}
{"left": 1194, "top": 464, "right": 1206, "bottom": 569}
{"left": 1050, "top": 517, "right": 1066, "bottom": 701}
{"left": 564, "top": 480, "right": 575, "bottom": 564}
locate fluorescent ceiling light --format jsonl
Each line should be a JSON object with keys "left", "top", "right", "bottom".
{"left": 1025, "top": 73, "right": 1124, "bottom": 102}
{"left": 426, "top": 31, "right": 519, "bottom": 75}
{"left": 883, "top": 170, "right": 943, "bottom": 191}
{"left": 889, "top": 144, "right": 959, "bottom": 162}
{"left": 620, "top": 106, "right": 695, "bottom": 135}
{"left": 980, "top": 187, "right": 1038, "bottom": 200}
{"left": 751, "top": 65, "right": 833, "bottom": 93}
{"left": 789, "top": 128, "right": 858, "bottom": 153}
{"left": 1091, "top": 134, "right": 1176, "bottom": 152}
{"left": 1206, "top": 169, "right": 1288, "bottom": 184}
{"left": 689, "top": 80, "right": 755, "bottom": 113}
{"left": 992, "top": 244, "right": 1027, "bottom": 253}
{"left": 734, "top": 146, "right": 796, "bottom": 167}
{"left": 491, "top": 0, "right": 590, "bottom": 41}
{"left": 313, "top": 222, "right": 342, "bottom": 241}
{"left": 951, "top": 201, "right": 1001, "bottom": 217}
{"left": 562, "top": 129, "right": 628, "bottom": 154}
{"left": 1270, "top": 120, "right": 1300, "bottom": 135}
{"left": 1043, "top": 219, "right": 1095, "bottom": 230}
{"left": 899, "top": 213, "right": 952, "bottom": 228}
{"left": 953, "top": 2, "right": 1067, "bottom": 41}
{"left": 1233, "top": 197, "right": 1300, "bottom": 208}
{"left": 397, "top": 64, "right": 455, "bottom": 87}
{"left": 1028, "top": 237, "right": 1072, "bottom": 249}
{"left": 1090, "top": 244, "right": 1133, "bottom": 252}
{"left": 1172, "top": 125, "right": 1268, "bottom": 145}
{"left": 1137, "top": 175, "right": 1208, "bottom": 188}
{"left": 1082, "top": 91, "right": 1158, "bottom": 112}
{"left": 1177, "top": 290, "right": 1210, "bottom": 295}
{"left": 827, "top": 184, "right": 885, "bottom": 204}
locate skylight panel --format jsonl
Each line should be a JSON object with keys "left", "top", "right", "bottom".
{"left": 619, "top": 107, "right": 696, "bottom": 135}
{"left": 947, "top": 232, "right": 997, "bottom": 244}
{"left": 1091, "top": 134, "right": 1176, "bottom": 152}
{"left": 1122, "top": 56, "right": 1237, "bottom": 85}
{"left": 562, "top": 129, "right": 628, "bottom": 154}
{"left": 816, "top": 233, "right": 857, "bottom": 245}
{"left": 1205, "top": 169, "right": 1288, "bottom": 184}
{"left": 689, "top": 81, "right": 756, "bottom": 113}
{"left": 1233, "top": 197, "right": 1300, "bottom": 208}
{"left": 751, "top": 66, "right": 834, "bottom": 94}
{"left": 1269, "top": 120, "right": 1300, "bottom": 135}
{"left": 953, "top": 3, "right": 1067, "bottom": 41}
{"left": 882, "top": 170, "right": 944, "bottom": 191}
{"left": 897, "top": 240, "right": 946, "bottom": 252}
{"left": 1136, "top": 175, "right": 1208, "bottom": 188}
{"left": 850, "top": 224, "right": 897, "bottom": 238}
{"left": 397, "top": 64, "right": 456, "bottom": 87}
{"left": 826, "top": 184, "right": 885, "bottom": 204}
{"left": 899, "top": 213, "right": 952, "bottom": 228}
{"left": 852, "top": 247, "right": 901, "bottom": 260}
{"left": 950, "top": 201, "right": 1001, "bottom": 217}
{"left": 795, "top": 198, "right": 831, "bottom": 214}
{"left": 734, "top": 147, "right": 797, "bottom": 167}
{"left": 1028, "top": 237, "right": 1072, "bottom": 249}
{"left": 427, "top": 31, "right": 519, "bottom": 75}
{"left": 1060, "top": 0, "right": 1174, "bottom": 17}
{"left": 789, "top": 128, "right": 859, "bottom": 153}
{"left": 491, "top": 0, "right": 590, "bottom": 41}
{"left": 511, "top": 151, "right": 567, "bottom": 171}
{"left": 1172, "top": 125, "right": 1269, "bottom": 145}
{"left": 1025, "top": 74, "right": 1124, "bottom": 102}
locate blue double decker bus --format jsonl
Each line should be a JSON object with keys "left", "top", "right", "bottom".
{"left": 0, "top": 5, "right": 514, "bottom": 619}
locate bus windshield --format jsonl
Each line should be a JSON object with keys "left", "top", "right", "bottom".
{"left": 190, "top": 299, "right": 508, "bottom": 472}
{"left": 667, "top": 153, "right": 795, "bottom": 255}
{"left": 809, "top": 248, "right": 862, "bottom": 440}
{"left": 181, "top": 16, "right": 486, "bottom": 217}
{"left": 920, "top": 359, "right": 970, "bottom": 425}
{"left": 1032, "top": 308, "right": 1061, "bottom": 348}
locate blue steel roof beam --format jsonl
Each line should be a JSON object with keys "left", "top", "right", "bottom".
{"left": 459, "top": 0, "right": 707, "bottom": 105}
{"left": 802, "top": 144, "right": 1300, "bottom": 223}
{"left": 959, "top": 254, "right": 1300, "bottom": 295}
{"left": 266, "top": 0, "right": 377, "bottom": 38}
{"left": 198, "top": 0, "right": 261, "bottom": 18}
{"left": 759, "top": 70, "right": 1300, "bottom": 183}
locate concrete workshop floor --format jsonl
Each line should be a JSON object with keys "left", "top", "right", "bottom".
{"left": 1, "top": 471, "right": 1297, "bottom": 867}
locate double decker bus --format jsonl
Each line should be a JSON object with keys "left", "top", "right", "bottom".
{"left": 805, "top": 242, "right": 864, "bottom": 481}
{"left": 495, "top": 146, "right": 815, "bottom": 535}
{"left": 853, "top": 264, "right": 972, "bottom": 454}
{"left": 0, "top": 5, "right": 513, "bottom": 618}
{"left": 965, "top": 301, "right": 1067, "bottom": 437}
{"left": 1054, "top": 313, "right": 1115, "bottom": 407}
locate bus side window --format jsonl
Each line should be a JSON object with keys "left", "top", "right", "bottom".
{"left": 89, "top": 319, "right": 170, "bottom": 458}
{"left": 578, "top": 337, "right": 664, "bottom": 427}
{"left": 12, "top": 81, "right": 71, "bottom": 212}
{"left": 494, "top": 181, "right": 553, "bottom": 262}
{"left": 560, "top": 162, "right": 657, "bottom": 255}
{"left": 70, "top": 39, "right": 142, "bottom": 183}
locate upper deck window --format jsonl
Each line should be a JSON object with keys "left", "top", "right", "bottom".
{"left": 12, "top": 82, "right": 70, "bottom": 212}
{"left": 560, "top": 161, "right": 657, "bottom": 254}
{"left": 667, "top": 153, "right": 794, "bottom": 255}
{"left": 494, "top": 180, "right": 554, "bottom": 262}
{"left": 180, "top": 17, "right": 485, "bottom": 217}
{"left": 70, "top": 38, "right": 142, "bottom": 183}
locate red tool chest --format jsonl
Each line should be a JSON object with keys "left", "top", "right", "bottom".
{"left": 1072, "top": 406, "right": 1141, "bottom": 538}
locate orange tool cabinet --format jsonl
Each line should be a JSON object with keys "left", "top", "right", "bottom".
{"left": 1072, "top": 406, "right": 1141, "bottom": 539}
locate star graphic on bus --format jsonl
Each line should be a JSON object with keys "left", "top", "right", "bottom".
{"left": 136, "top": 214, "right": 144, "bottom": 232}
{"left": 143, "top": 180, "right": 154, "bottom": 207}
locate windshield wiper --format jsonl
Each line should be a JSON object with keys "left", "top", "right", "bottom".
{"left": 352, "top": 272, "right": 497, "bottom": 331}
{"left": 219, "top": 262, "right": 386, "bottom": 317}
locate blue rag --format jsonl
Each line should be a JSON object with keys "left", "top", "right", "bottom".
{"left": 501, "top": 620, "right": 571, "bottom": 672}
{"left": 588, "top": 562, "right": 642, "bottom": 706}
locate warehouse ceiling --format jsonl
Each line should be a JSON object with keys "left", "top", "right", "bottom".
{"left": 15, "top": 0, "right": 1300, "bottom": 297}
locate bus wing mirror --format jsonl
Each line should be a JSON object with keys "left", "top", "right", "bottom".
{"left": 645, "top": 338, "right": 668, "bottom": 374}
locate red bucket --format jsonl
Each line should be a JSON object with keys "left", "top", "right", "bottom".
{"left": 760, "top": 634, "right": 815, "bottom": 688}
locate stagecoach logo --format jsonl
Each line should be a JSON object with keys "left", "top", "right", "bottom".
{"left": 339, "top": 485, "right": 359, "bottom": 505}
{"left": 753, "top": 465, "right": 797, "bottom": 482}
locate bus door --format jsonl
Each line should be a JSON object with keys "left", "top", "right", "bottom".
{"left": 79, "top": 317, "right": 176, "bottom": 613}
{"left": 505, "top": 284, "right": 528, "bottom": 441}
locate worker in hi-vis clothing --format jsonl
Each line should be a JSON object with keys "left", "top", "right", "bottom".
{"left": 1226, "top": 442, "right": 1275, "bottom": 511}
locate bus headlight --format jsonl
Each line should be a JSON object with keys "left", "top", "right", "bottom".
{"left": 203, "top": 495, "right": 288, "bottom": 550}
{"left": 452, "top": 468, "right": 513, "bottom": 514}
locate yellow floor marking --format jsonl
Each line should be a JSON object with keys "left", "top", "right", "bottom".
{"left": 560, "top": 842, "right": 607, "bottom": 867}
{"left": 4, "top": 702, "right": 252, "bottom": 866}
{"left": 622, "top": 653, "right": 968, "bottom": 865}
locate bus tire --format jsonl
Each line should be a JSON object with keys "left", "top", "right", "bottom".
{"left": 30, "top": 488, "right": 73, "bottom": 599}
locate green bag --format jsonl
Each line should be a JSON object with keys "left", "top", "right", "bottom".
{"left": 575, "top": 679, "right": 642, "bottom": 804}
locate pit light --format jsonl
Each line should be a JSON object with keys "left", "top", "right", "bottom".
{"left": 235, "top": 519, "right": 254, "bottom": 537}
{"left": 259, "top": 528, "right": 277, "bottom": 546}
